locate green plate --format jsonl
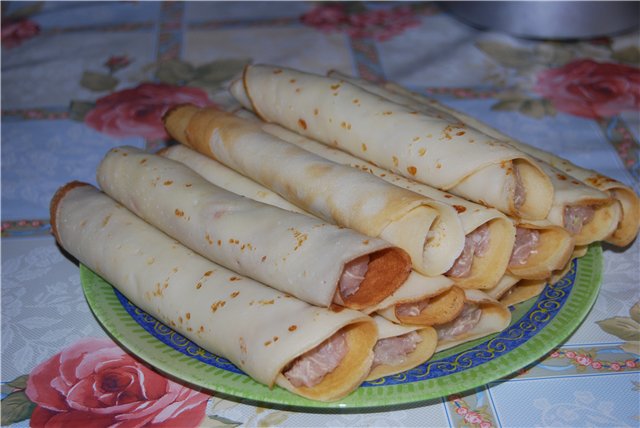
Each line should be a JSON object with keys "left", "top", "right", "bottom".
{"left": 81, "top": 244, "right": 602, "bottom": 410}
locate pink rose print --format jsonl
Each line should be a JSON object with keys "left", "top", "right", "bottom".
{"left": 84, "top": 83, "right": 214, "bottom": 140}
{"left": 1, "top": 19, "right": 40, "bottom": 48}
{"left": 534, "top": 59, "right": 640, "bottom": 119}
{"left": 25, "top": 338, "right": 209, "bottom": 428}
{"left": 610, "top": 362, "right": 621, "bottom": 371}
{"left": 480, "top": 422, "right": 492, "bottom": 428}
{"left": 464, "top": 411, "right": 483, "bottom": 424}
{"left": 456, "top": 406, "right": 469, "bottom": 415}
{"left": 625, "top": 360, "right": 637, "bottom": 368}
{"left": 575, "top": 354, "right": 592, "bottom": 366}
{"left": 565, "top": 351, "right": 576, "bottom": 359}
{"left": 591, "top": 361, "right": 603, "bottom": 369}
{"left": 301, "top": 4, "right": 420, "bottom": 42}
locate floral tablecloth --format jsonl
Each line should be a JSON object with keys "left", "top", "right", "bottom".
{"left": 2, "top": 2, "right": 639, "bottom": 427}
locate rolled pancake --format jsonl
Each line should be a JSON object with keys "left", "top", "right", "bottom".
{"left": 50, "top": 182, "right": 377, "bottom": 402}
{"left": 377, "top": 285, "right": 466, "bottom": 327}
{"left": 366, "top": 315, "right": 437, "bottom": 381}
{"left": 507, "top": 221, "right": 574, "bottom": 280}
{"left": 500, "top": 244, "right": 587, "bottom": 306}
{"left": 97, "top": 146, "right": 411, "bottom": 310}
{"left": 231, "top": 64, "right": 554, "bottom": 220}
{"left": 163, "top": 105, "right": 466, "bottom": 277}
{"left": 368, "top": 75, "right": 637, "bottom": 247}
{"left": 250, "top": 115, "right": 516, "bottom": 290}
{"left": 161, "top": 145, "right": 462, "bottom": 326}
{"left": 435, "top": 289, "right": 511, "bottom": 352}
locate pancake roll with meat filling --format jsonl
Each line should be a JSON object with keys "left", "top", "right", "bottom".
{"left": 231, "top": 64, "right": 554, "bottom": 221}
{"left": 50, "top": 182, "right": 378, "bottom": 402}
{"left": 97, "top": 146, "right": 411, "bottom": 310}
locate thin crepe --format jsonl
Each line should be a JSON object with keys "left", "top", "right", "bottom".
{"left": 231, "top": 64, "right": 554, "bottom": 220}
{"left": 50, "top": 182, "right": 377, "bottom": 402}
{"left": 163, "top": 105, "right": 466, "bottom": 277}
{"left": 369, "top": 75, "right": 635, "bottom": 247}
{"left": 435, "top": 289, "right": 511, "bottom": 352}
{"left": 366, "top": 316, "right": 437, "bottom": 381}
{"left": 97, "top": 146, "right": 411, "bottom": 310}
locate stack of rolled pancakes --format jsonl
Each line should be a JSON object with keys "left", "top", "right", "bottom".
{"left": 50, "top": 64, "right": 639, "bottom": 403}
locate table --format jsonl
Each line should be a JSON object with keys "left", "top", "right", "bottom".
{"left": 2, "top": 2, "right": 639, "bottom": 427}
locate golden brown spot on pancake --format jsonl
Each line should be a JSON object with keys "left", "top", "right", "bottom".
{"left": 178, "top": 316, "right": 183, "bottom": 324}
{"left": 392, "top": 156, "right": 399, "bottom": 167}
{"left": 146, "top": 257, "right": 155, "bottom": 265}
{"left": 186, "top": 312, "right": 191, "bottom": 320}
{"left": 230, "top": 291, "right": 240, "bottom": 298}
{"left": 295, "top": 88, "right": 301, "bottom": 93}
{"left": 102, "top": 214, "right": 112, "bottom": 227}
{"left": 298, "top": 118, "right": 307, "bottom": 130}
{"left": 436, "top": 162, "right": 442, "bottom": 169}
{"left": 211, "top": 300, "right": 226, "bottom": 312}
{"left": 288, "top": 325, "right": 297, "bottom": 332}
{"left": 273, "top": 336, "right": 279, "bottom": 342}
{"left": 353, "top": 98, "right": 360, "bottom": 105}
{"left": 204, "top": 270, "right": 214, "bottom": 277}
{"left": 122, "top": 152, "right": 128, "bottom": 157}
{"left": 330, "top": 83, "right": 341, "bottom": 90}
{"left": 198, "top": 326, "right": 204, "bottom": 333}
{"left": 205, "top": 233, "right": 213, "bottom": 245}
{"left": 261, "top": 255, "right": 267, "bottom": 262}
{"left": 229, "top": 276, "right": 241, "bottom": 282}
{"left": 175, "top": 209, "right": 184, "bottom": 217}
{"left": 453, "top": 205, "right": 467, "bottom": 213}
{"left": 456, "top": 131, "right": 466, "bottom": 136}
{"left": 163, "top": 180, "right": 173, "bottom": 186}
{"left": 313, "top": 108, "right": 319, "bottom": 116}
{"left": 259, "top": 299, "right": 275, "bottom": 305}
{"left": 217, "top": 240, "right": 222, "bottom": 246}
{"left": 407, "top": 166, "right": 417, "bottom": 176}
{"left": 361, "top": 143, "right": 367, "bottom": 152}
{"left": 239, "top": 337, "right": 247, "bottom": 354}
{"left": 228, "top": 238, "right": 239, "bottom": 244}
{"left": 185, "top": 183, "right": 192, "bottom": 188}
{"left": 444, "top": 194, "right": 453, "bottom": 198}
{"left": 418, "top": 148, "right": 427, "bottom": 156}
{"left": 264, "top": 340, "right": 272, "bottom": 347}
{"left": 289, "top": 78, "right": 296, "bottom": 83}
{"left": 363, "top": 239, "right": 370, "bottom": 245}
{"left": 140, "top": 158, "right": 147, "bottom": 164}
{"left": 289, "top": 227, "right": 308, "bottom": 250}
{"left": 383, "top": 111, "right": 393, "bottom": 116}
{"left": 196, "top": 282, "right": 202, "bottom": 289}
{"left": 273, "top": 69, "right": 283, "bottom": 74}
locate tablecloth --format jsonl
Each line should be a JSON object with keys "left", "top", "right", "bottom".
{"left": 2, "top": 2, "right": 639, "bottom": 427}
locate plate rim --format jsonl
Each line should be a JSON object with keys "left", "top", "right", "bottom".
{"left": 80, "top": 244, "right": 602, "bottom": 410}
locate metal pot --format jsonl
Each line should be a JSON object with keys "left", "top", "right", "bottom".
{"left": 441, "top": 1, "right": 639, "bottom": 40}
